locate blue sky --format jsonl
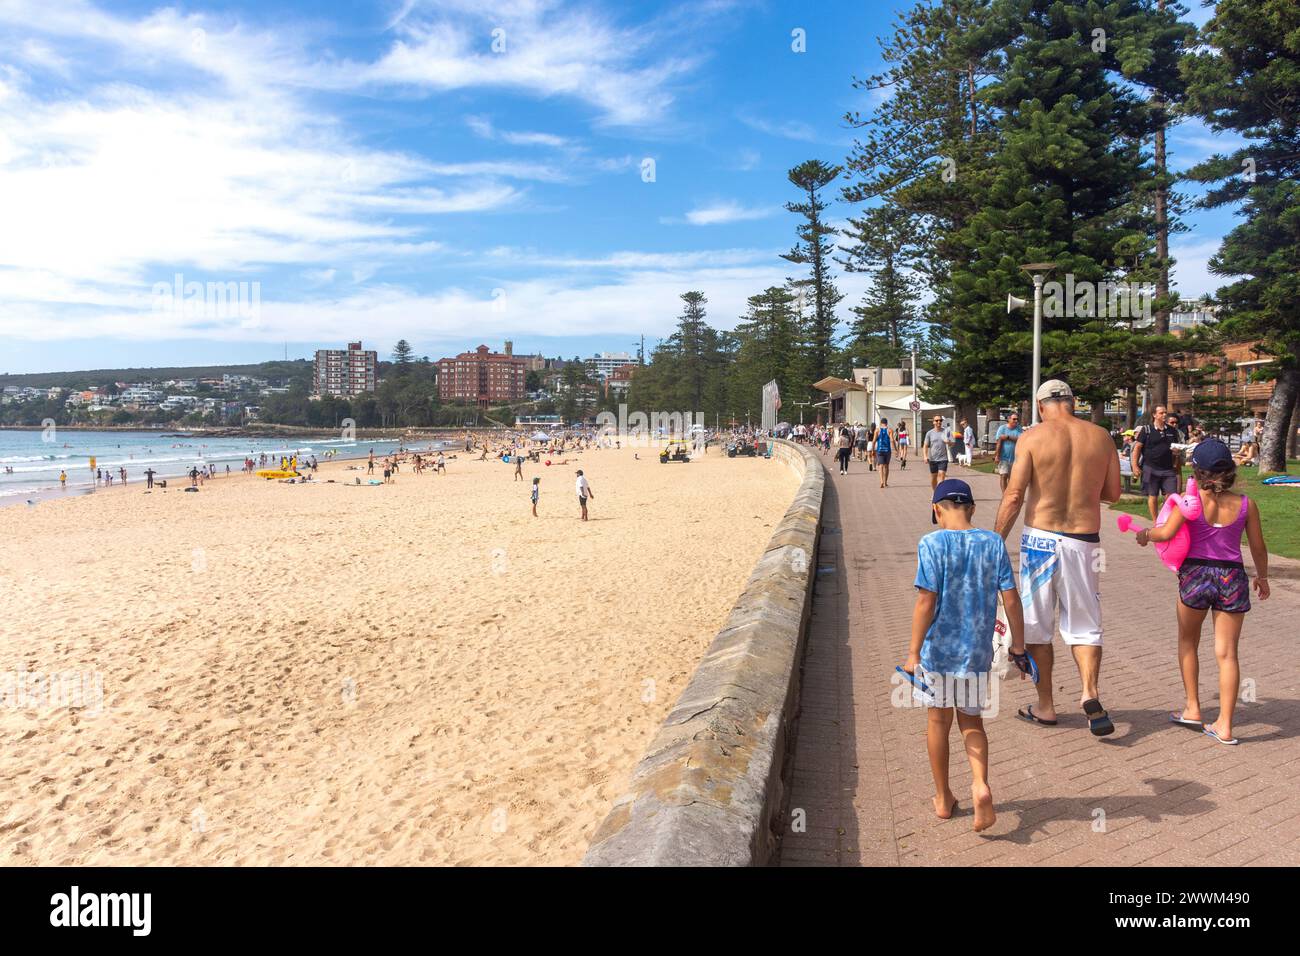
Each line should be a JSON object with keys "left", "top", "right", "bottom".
{"left": 1, "top": 0, "right": 1232, "bottom": 374}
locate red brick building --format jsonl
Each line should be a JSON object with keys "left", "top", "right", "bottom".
{"left": 1168, "top": 335, "right": 1274, "bottom": 421}
{"left": 436, "top": 345, "right": 526, "bottom": 406}
{"left": 606, "top": 363, "right": 636, "bottom": 396}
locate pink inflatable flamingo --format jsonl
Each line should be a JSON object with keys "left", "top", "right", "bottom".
{"left": 1116, "top": 478, "right": 1202, "bottom": 572}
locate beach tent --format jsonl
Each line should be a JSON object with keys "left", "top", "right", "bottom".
{"left": 530, "top": 431, "right": 550, "bottom": 441}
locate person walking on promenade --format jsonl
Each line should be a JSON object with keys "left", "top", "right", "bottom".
{"left": 924, "top": 415, "right": 953, "bottom": 490}
{"left": 1131, "top": 405, "right": 1181, "bottom": 521}
{"left": 1135, "top": 438, "right": 1270, "bottom": 746}
{"left": 875, "top": 417, "right": 894, "bottom": 489}
{"left": 835, "top": 425, "right": 853, "bottom": 476}
{"left": 993, "top": 413, "right": 1022, "bottom": 493}
{"left": 897, "top": 420, "right": 909, "bottom": 469}
{"left": 960, "top": 418, "right": 976, "bottom": 466}
{"left": 906, "top": 478, "right": 1025, "bottom": 831}
{"left": 995, "top": 380, "right": 1122, "bottom": 737}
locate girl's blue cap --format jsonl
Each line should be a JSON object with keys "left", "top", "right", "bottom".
{"left": 1190, "top": 437, "right": 1233, "bottom": 472}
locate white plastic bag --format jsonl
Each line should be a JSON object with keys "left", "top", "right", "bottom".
{"left": 990, "top": 594, "right": 1012, "bottom": 679}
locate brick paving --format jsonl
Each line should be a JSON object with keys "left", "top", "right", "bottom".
{"left": 778, "top": 448, "right": 1300, "bottom": 866}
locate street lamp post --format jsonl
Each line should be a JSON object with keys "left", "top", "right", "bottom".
{"left": 911, "top": 346, "right": 919, "bottom": 439}
{"left": 1008, "top": 262, "right": 1057, "bottom": 425}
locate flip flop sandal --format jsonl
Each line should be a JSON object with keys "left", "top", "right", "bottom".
{"left": 1203, "top": 726, "right": 1240, "bottom": 746}
{"left": 1009, "top": 650, "right": 1040, "bottom": 683}
{"left": 1082, "top": 698, "right": 1115, "bottom": 737}
{"left": 1169, "top": 712, "right": 1204, "bottom": 730}
{"left": 1017, "top": 705, "right": 1058, "bottom": 727}
{"left": 895, "top": 666, "right": 936, "bottom": 707}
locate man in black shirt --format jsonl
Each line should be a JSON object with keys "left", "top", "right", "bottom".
{"left": 1167, "top": 413, "right": 1188, "bottom": 492}
{"left": 1130, "top": 405, "right": 1181, "bottom": 520}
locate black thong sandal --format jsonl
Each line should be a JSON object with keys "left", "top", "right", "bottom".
{"left": 1017, "top": 705, "right": 1058, "bottom": 727}
{"left": 1083, "top": 698, "right": 1115, "bottom": 737}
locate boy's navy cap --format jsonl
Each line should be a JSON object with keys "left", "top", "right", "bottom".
{"left": 931, "top": 478, "right": 974, "bottom": 523}
{"left": 1191, "top": 437, "right": 1233, "bottom": 472}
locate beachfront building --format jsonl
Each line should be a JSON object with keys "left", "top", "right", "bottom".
{"left": 500, "top": 340, "right": 548, "bottom": 372}
{"left": 607, "top": 363, "right": 636, "bottom": 395}
{"left": 585, "top": 351, "right": 636, "bottom": 382}
{"left": 314, "top": 341, "right": 378, "bottom": 397}
{"left": 516, "top": 414, "right": 565, "bottom": 433}
{"left": 1169, "top": 298, "right": 1220, "bottom": 331}
{"left": 812, "top": 366, "right": 952, "bottom": 436}
{"left": 160, "top": 395, "right": 201, "bottom": 413}
{"left": 436, "top": 345, "right": 527, "bottom": 407}
{"left": 1169, "top": 335, "right": 1275, "bottom": 423}
{"left": 120, "top": 386, "right": 164, "bottom": 407}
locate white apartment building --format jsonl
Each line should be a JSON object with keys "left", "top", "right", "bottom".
{"left": 585, "top": 351, "right": 635, "bottom": 381}
{"left": 120, "top": 386, "right": 164, "bottom": 406}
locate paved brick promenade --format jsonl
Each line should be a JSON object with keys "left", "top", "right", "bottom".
{"left": 778, "top": 448, "right": 1300, "bottom": 866}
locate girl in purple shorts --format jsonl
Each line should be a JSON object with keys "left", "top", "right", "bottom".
{"left": 1137, "top": 438, "right": 1270, "bottom": 745}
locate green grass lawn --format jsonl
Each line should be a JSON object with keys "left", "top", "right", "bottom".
{"left": 965, "top": 456, "right": 1300, "bottom": 560}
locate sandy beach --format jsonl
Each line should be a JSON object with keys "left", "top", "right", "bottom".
{"left": 0, "top": 444, "right": 798, "bottom": 865}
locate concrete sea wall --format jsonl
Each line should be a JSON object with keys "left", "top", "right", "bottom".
{"left": 582, "top": 439, "right": 824, "bottom": 866}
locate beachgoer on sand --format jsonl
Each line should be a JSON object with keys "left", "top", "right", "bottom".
{"left": 576, "top": 469, "right": 593, "bottom": 521}
{"left": 531, "top": 477, "right": 540, "bottom": 517}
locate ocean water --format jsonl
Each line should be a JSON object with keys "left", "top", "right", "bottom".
{"left": 0, "top": 429, "right": 414, "bottom": 505}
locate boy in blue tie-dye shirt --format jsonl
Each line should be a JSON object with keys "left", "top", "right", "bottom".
{"left": 904, "top": 479, "right": 1025, "bottom": 832}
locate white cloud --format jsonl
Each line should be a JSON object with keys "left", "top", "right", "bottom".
{"left": 0, "top": 78, "right": 515, "bottom": 331}
{"left": 465, "top": 114, "right": 570, "bottom": 148}
{"left": 738, "top": 111, "right": 819, "bottom": 142}
{"left": 342, "top": 2, "right": 698, "bottom": 127}
{"left": 483, "top": 247, "right": 775, "bottom": 270}
{"left": 0, "top": 0, "right": 701, "bottom": 126}
{"left": 1170, "top": 236, "right": 1225, "bottom": 298}
{"left": 671, "top": 201, "right": 777, "bottom": 226}
{"left": 2, "top": 262, "right": 808, "bottom": 346}
{"left": 1168, "top": 118, "right": 1251, "bottom": 173}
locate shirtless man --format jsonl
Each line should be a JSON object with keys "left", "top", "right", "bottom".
{"left": 994, "top": 380, "right": 1122, "bottom": 737}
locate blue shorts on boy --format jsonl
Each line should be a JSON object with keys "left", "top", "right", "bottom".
{"left": 914, "top": 528, "right": 1015, "bottom": 711}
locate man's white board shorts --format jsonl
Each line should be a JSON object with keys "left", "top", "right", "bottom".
{"left": 1019, "top": 527, "right": 1103, "bottom": 646}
